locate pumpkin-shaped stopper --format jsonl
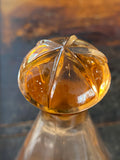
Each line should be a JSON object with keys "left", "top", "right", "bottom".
{"left": 18, "top": 35, "right": 111, "bottom": 114}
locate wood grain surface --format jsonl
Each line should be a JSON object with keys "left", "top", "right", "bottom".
{"left": 1, "top": 0, "right": 120, "bottom": 45}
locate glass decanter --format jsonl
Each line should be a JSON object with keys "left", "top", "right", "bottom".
{"left": 17, "top": 35, "right": 111, "bottom": 160}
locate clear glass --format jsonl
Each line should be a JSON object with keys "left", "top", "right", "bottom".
{"left": 16, "top": 111, "right": 110, "bottom": 160}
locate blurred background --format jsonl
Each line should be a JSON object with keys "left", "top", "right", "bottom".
{"left": 0, "top": 0, "right": 120, "bottom": 159}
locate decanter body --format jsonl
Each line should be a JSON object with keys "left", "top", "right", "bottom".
{"left": 17, "top": 111, "right": 110, "bottom": 160}
{"left": 17, "top": 35, "right": 111, "bottom": 160}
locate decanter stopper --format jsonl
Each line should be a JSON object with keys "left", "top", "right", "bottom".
{"left": 18, "top": 35, "right": 111, "bottom": 114}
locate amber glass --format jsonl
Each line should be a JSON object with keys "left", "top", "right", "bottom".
{"left": 17, "top": 35, "right": 111, "bottom": 160}
{"left": 18, "top": 35, "right": 111, "bottom": 114}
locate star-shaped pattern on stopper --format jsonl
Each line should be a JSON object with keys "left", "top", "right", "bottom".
{"left": 18, "top": 35, "right": 111, "bottom": 114}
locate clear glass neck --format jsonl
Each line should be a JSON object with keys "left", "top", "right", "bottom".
{"left": 16, "top": 111, "right": 110, "bottom": 160}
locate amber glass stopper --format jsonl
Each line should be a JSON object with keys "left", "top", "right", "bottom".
{"left": 18, "top": 35, "right": 111, "bottom": 114}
